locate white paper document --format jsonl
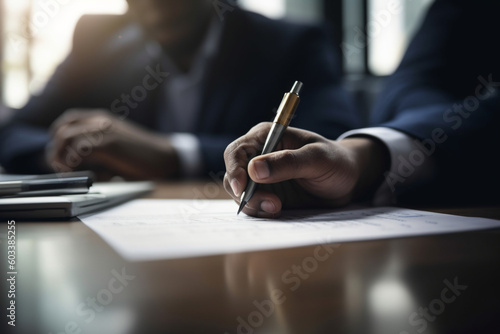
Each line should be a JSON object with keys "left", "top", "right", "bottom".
{"left": 79, "top": 199, "right": 500, "bottom": 261}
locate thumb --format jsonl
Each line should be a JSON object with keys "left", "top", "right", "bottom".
{"left": 248, "top": 145, "right": 327, "bottom": 184}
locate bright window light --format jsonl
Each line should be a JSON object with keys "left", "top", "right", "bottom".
{"left": 2, "top": 0, "right": 128, "bottom": 108}
{"left": 368, "top": 0, "right": 433, "bottom": 76}
{"left": 239, "top": 0, "right": 286, "bottom": 19}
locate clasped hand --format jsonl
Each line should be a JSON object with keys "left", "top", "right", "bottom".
{"left": 45, "top": 109, "right": 179, "bottom": 180}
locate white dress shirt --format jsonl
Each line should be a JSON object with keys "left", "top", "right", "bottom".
{"left": 338, "top": 127, "right": 437, "bottom": 205}
{"left": 146, "top": 17, "right": 224, "bottom": 177}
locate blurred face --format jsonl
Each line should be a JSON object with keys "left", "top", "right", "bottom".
{"left": 127, "top": 0, "right": 213, "bottom": 51}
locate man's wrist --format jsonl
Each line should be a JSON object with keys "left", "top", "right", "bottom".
{"left": 339, "top": 136, "right": 390, "bottom": 201}
{"left": 338, "top": 127, "right": 438, "bottom": 205}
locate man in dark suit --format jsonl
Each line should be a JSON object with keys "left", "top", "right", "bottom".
{"left": 224, "top": 0, "right": 500, "bottom": 217}
{"left": 0, "top": 0, "right": 359, "bottom": 179}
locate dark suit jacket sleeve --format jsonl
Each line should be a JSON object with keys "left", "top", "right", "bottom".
{"left": 370, "top": 0, "right": 500, "bottom": 202}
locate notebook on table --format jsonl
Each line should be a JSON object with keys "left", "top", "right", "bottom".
{"left": 0, "top": 182, "right": 154, "bottom": 220}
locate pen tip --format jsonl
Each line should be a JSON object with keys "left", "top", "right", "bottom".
{"left": 237, "top": 201, "right": 247, "bottom": 215}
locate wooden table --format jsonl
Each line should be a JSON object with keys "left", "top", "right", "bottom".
{"left": 2, "top": 181, "right": 500, "bottom": 334}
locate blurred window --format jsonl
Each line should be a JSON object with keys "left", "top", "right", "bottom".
{"left": 366, "top": 0, "right": 433, "bottom": 75}
{"left": 239, "top": 0, "right": 286, "bottom": 19}
{"left": 239, "top": 0, "right": 322, "bottom": 22}
{"left": 1, "top": 0, "right": 127, "bottom": 108}
{"left": 241, "top": 0, "right": 433, "bottom": 76}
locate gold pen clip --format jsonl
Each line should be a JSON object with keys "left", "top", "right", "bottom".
{"left": 273, "top": 81, "right": 302, "bottom": 126}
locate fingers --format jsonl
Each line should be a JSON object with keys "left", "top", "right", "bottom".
{"left": 50, "top": 109, "right": 112, "bottom": 135}
{"left": 50, "top": 110, "right": 113, "bottom": 152}
{"left": 50, "top": 122, "right": 109, "bottom": 165}
{"left": 240, "top": 189, "right": 283, "bottom": 218}
{"left": 224, "top": 122, "right": 273, "bottom": 197}
{"left": 248, "top": 142, "right": 332, "bottom": 184}
{"left": 47, "top": 110, "right": 115, "bottom": 172}
{"left": 224, "top": 122, "right": 322, "bottom": 192}
{"left": 49, "top": 109, "right": 84, "bottom": 134}
{"left": 223, "top": 122, "right": 283, "bottom": 217}
{"left": 223, "top": 173, "right": 282, "bottom": 218}
{"left": 249, "top": 141, "right": 360, "bottom": 202}
{"left": 223, "top": 146, "right": 283, "bottom": 217}
{"left": 223, "top": 123, "right": 337, "bottom": 218}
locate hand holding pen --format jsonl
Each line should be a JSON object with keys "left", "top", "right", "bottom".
{"left": 237, "top": 81, "right": 303, "bottom": 214}
{"left": 224, "top": 80, "right": 381, "bottom": 218}
{"left": 238, "top": 81, "right": 303, "bottom": 214}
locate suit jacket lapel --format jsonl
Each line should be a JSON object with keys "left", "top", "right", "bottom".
{"left": 196, "top": 10, "right": 252, "bottom": 133}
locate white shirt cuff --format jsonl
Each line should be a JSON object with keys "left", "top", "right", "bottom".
{"left": 169, "top": 133, "right": 204, "bottom": 177}
{"left": 338, "top": 127, "right": 436, "bottom": 205}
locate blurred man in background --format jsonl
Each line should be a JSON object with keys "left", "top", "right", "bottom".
{"left": 0, "top": 0, "right": 359, "bottom": 180}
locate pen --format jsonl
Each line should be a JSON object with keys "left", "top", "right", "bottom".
{"left": 0, "top": 176, "right": 93, "bottom": 197}
{"left": 238, "top": 81, "right": 303, "bottom": 215}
